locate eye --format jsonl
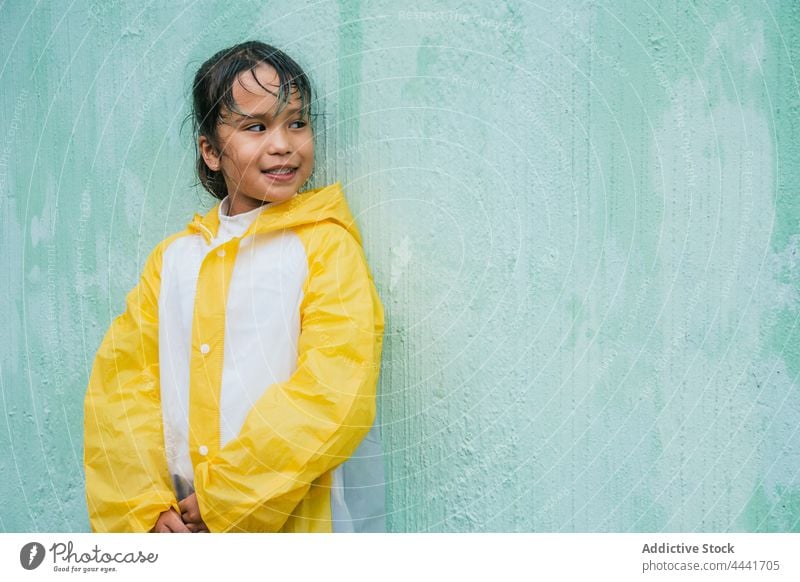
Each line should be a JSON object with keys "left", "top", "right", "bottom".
{"left": 289, "top": 119, "right": 308, "bottom": 129}
{"left": 245, "top": 123, "right": 266, "bottom": 132}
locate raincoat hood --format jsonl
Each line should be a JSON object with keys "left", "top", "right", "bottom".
{"left": 188, "top": 181, "right": 363, "bottom": 246}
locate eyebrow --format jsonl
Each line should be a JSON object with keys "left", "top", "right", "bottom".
{"left": 230, "top": 106, "right": 304, "bottom": 121}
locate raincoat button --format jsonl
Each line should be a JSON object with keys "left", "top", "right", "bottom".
{"left": 200, "top": 343, "right": 210, "bottom": 354}
{"left": 217, "top": 249, "right": 226, "bottom": 257}
{"left": 199, "top": 445, "right": 209, "bottom": 456}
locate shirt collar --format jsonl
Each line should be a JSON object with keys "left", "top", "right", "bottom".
{"left": 218, "top": 195, "right": 270, "bottom": 225}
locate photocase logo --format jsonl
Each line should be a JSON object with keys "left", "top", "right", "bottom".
{"left": 20, "top": 542, "right": 46, "bottom": 570}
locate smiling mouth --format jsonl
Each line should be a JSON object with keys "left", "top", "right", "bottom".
{"left": 262, "top": 166, "right": 298, "bottom": 175}
{"left": 261, "top": 167, "right": 298, "bottom": 182}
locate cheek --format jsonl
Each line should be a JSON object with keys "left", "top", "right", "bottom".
{"left": 221, "top": 142, "right": 260, "bottom": 172}
{"left": 299, "top": 135, "right": 314, "bottom": 161}
{"left": 291, "top": 129, "right": 313, "bottom": 154}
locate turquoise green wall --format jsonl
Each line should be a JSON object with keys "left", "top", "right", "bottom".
{"left": 2, "top": 0, "right": 798, "bottom": 532}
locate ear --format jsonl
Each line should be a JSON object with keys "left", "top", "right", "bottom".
{"left": 198, "top": 136, "right": 221, "bottom": 172}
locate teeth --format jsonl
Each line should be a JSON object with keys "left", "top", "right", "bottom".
{"left": 265, "top": 167, "right": 295, "bottom": 174}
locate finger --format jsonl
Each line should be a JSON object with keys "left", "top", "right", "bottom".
{"left": 178, "top": 493, "right": 197, "bottom": 514}
{"left": 166, "top": 512, "right": 191, "bottom": 533}
{"left": 179, "top": 504, "right": 197, "bottom": 523}
{"left": 182, "top": 512, "right": 199, "bottom": 526}
{"left": 152, "top": 516, "right": 171, "bottom": 533}
{"left": 178, "top": 494, "right": 194, "bottom": 514}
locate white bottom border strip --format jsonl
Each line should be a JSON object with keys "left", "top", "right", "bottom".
{"left": 1, "top": 533, "right": 797, "bottom": 581}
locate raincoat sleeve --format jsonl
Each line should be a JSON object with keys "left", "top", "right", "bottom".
{"left": 83, "top": 242, "right": 180, "bottom": 532}
{"left": 193, "top": 227, "right": 385, "bottom": 532}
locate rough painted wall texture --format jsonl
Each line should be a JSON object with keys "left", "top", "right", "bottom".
{"left": 1, "top": 1, "right": 798, "bottom": 532}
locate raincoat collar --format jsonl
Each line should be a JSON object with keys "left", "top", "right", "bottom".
{"left": 187, "top": 181, "right": 362, "bottom": 246}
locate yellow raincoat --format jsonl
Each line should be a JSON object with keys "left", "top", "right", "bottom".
{"left": 84, "top": 182, "right": 385, "bottom": 532}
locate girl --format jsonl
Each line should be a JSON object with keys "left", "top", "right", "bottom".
{"left": 83, "top": 41, "right": 386, "bottom": 533}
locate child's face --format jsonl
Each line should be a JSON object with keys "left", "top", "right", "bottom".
{"left": 199, "top": 64, "right": 314, "bottom": 215}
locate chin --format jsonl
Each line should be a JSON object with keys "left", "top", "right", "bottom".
{"left": 268, "top": 187, "right": 299, "bottom": 200}
{"left": 253, "top": 192, "right": 292, "bottom": 206}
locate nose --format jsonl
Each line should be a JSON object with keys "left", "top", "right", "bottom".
{"left": 264, "top": 125, "right": 292, "bottom": 155}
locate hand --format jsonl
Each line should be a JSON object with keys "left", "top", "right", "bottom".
{"left": 179, "top": 493, "right": 209, "bottom": 533}
{"left": 150, "top": 508, "right": 190, "bottom": 533}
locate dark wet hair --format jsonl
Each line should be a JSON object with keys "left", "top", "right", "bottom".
{"left": 189, "top": 41, "right": 314, "bottom": 200}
